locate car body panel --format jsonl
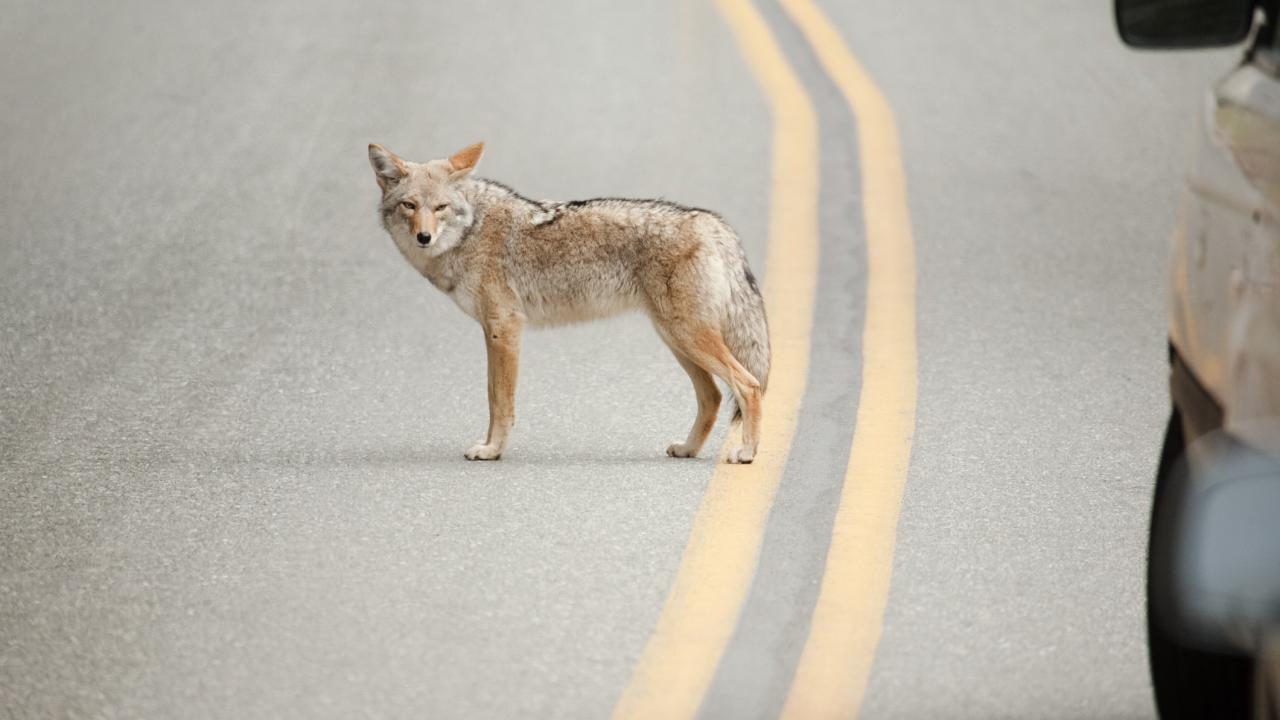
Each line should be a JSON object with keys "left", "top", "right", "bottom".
{"left": 1170, "top": 51, "right": 1280, "bottom": 456}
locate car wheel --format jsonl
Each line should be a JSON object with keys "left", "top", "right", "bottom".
{"left": 1148, "top": 408, "right": 1253, "bottom": 719}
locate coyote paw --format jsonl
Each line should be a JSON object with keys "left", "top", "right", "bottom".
{"left": 666, "top": 442, "right": 700, "bottom": 458}
{"left": 464, "top": 443, "right": 502, "bottom": 461}
{"left": 726, "top": 445, "right": 756, "bottom": 464}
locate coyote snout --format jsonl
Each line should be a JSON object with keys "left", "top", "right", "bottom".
{"left": 368, "top": 141, "right": 770, "bottom": 463}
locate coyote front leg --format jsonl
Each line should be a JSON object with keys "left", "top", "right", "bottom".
{"left": 466, "top": 315, "right": 522, "bottom": 460}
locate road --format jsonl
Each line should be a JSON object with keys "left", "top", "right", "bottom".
{"left": 0, "top": 1, "right": 1236, "bottom": 718}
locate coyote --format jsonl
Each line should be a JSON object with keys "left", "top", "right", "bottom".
{"left": 368, "top": 142, "right": 770, "bottom": 462}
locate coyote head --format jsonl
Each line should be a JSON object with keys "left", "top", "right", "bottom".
{"left": 368, "top": 142, "right": 484, "bottom": 256}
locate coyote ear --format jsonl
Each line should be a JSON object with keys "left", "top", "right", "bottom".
{"left": 448, "top": 142, "right": 484, "bottom": 178}
{"left": 369, "top": 143, "right": 407, "bottom": 191}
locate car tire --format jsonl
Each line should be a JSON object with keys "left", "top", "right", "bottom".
{"left": 1148, "top": 407, "right": 1253, "bottom": 719}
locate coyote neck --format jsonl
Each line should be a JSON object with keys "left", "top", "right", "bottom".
{"left": 412, "top": 181, "right": 526, "bottom": 313}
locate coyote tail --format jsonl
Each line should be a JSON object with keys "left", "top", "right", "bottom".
{"left": 722, "top": 258, "right": 770, "bottom": 426}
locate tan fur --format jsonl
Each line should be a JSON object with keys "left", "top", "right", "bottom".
{"left": 368, "top": 142, "right": 770, "bottom": 462}
{"left": 449, "top": 142, "right": 485, "bottom": 173}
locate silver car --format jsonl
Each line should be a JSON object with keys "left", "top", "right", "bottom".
{"left": 1117, "top": 0, "right": 1280, "bottom": 717}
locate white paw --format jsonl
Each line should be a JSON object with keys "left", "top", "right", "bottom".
{"left": 465, "top": 443, "right": 502, "bottom": 461}
{"left": 725, "top": 445, "right": 756, "bottom": 464}
{"left": 666, "top": 442, "right": 700, "bottom": 458}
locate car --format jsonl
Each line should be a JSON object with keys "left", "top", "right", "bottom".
{"left": 1115, "top": 0, "right": 1280, "bottom": 717}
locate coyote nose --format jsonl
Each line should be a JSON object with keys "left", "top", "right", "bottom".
{"left": 417, "top": 232, "right": 432, "bottom": 246}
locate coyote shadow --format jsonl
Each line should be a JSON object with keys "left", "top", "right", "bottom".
{"left": 186, "top": 438, "right": 709, "bottom": 473}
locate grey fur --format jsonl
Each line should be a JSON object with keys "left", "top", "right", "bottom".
{"left": 369, "top": 142, "right": 770, "bottom": 462}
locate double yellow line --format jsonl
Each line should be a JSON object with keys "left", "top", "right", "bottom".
{"left": 611, "top": 0, "right": 818, "bottom": 715}
{"left": 778, "top": 0, "right": 918, "bottom": 714}
{"left": 613, "top": 0, "right": 917, "bottom": 717}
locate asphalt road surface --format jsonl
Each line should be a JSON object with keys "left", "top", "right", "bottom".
{"left": 0, "top": 1, "right": 1238, "bottom": 718}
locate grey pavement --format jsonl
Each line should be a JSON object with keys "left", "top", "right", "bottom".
{"left": 0, "top": 1, "right": 1237, "bottom": 718}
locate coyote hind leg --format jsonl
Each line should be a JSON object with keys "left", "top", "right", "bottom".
{"left": 666, "top": 353, "right": 722, "bottom": 458}
{"left": 668, "top": 325, "right": 762, "bottom": 464}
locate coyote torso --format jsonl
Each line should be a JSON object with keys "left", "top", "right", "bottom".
{"left": 398, "top": 185, "right": 746, "bottom": 329}
{"left": 369, "top": 142, "right": 769, "bottom": 463}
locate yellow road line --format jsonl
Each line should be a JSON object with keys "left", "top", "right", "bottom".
{"left": 610, "top": 0, "right": 819, "bottom": 718}
{"left": 776, "top": 0, "right": 918, "bottom": 717}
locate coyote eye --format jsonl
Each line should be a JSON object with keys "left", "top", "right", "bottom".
{"left": 400, "top": 201, "right": 417, "bottom": 211}
{"left": 433, "top": 203, "right": 449, "bottom": 213}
